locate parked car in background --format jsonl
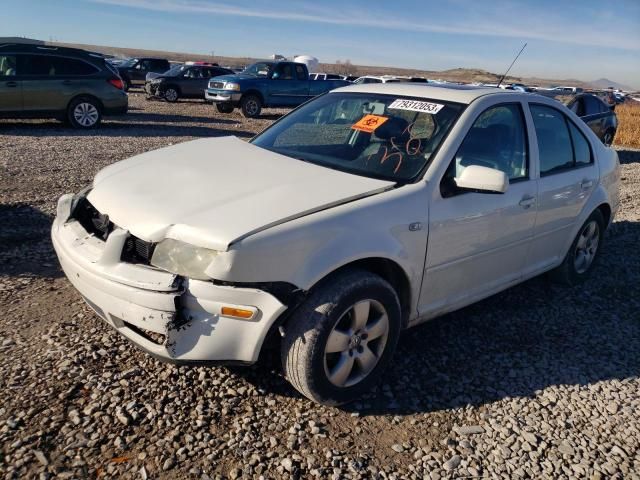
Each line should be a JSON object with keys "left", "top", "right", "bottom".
{"left": 205, "top": 60, "right": 349, "bottom": 117}
{"left": 146, "top": 63, "right": 233, "bottom": 102}
{"left": 0, "top": 43, "right": 127, "bottom": 128}
{"left": 567, "top": 93, "right": 618, "bottom": 145}
{"left": 353, "top": 75, "right": 408, "bottom": 84}
{"left": 116, "top": 57, "right": 171, "bottom": 91}
{"left": 551, "top": 86, "right": 584, "bottom": 94}
{"left": 52, "top": 84, "right": 619, "bottom": 405}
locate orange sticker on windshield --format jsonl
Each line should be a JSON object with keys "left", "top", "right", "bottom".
{"left": 352, "top": 114, "right": 389, "bottom": 133}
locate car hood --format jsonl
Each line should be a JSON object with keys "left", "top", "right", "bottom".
{"left": 210, "top": 74, "right": 261, "bottom": 84}
{"left": 87, "top": 137, "right": 393, "bottom": 251}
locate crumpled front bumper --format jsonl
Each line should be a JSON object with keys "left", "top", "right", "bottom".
{"left": 51, "top": 194, "right": 287, "bottom": 364}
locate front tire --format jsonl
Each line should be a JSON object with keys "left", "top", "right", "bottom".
{"left": 163, "top": 87, "right": 179, "bottom": 103}
{"left": 67, "top": 97, "right": 102, "bottom": 129}
{"left": 550, "top": 209, "right": 605, "bottom": 285}
{"left": 281, "top": 269, "right": 401, "bottom": 406}
{"left": 240, "top": 94, "right": 262, "bottom": 118}
{"left": 216, "top": 103, "right": 234, "bottom": 114}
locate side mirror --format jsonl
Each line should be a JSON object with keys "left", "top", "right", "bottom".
{"left": 455, "top": 165, "right": 509, "bottom": 194}
{"left": 272, "top": 72, "right": 280, "bottom": 79}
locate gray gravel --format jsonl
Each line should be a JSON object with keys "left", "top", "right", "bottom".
{"left": 1, "top": 92, "right": 639, "bottom": 479}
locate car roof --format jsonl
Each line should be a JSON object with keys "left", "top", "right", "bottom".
{"left": 331, "top": 83, "right": 513, "bottom": 104}
{"left": 0, "top": 43, "right": 106, "bottom": 59}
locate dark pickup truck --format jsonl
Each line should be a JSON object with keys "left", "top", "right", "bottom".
{"left": 205, "top": 60, "right": 349, "bottom": 117}
{"left": 116, "top": 57, "right": 171, "bottom": 91}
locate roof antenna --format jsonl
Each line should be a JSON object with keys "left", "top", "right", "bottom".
{"left": 497, "top": 42, "right": 527, "bottom": 88}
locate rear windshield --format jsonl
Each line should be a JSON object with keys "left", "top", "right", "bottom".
{"left": 252, "top": 92, "right": 464, "bottom": 182}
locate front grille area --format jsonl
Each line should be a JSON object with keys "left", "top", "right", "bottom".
{"left": 209, "top": 81, "right": 224, "bottom": 89}
{"left": 73, "top": 197, "right": 113, "bottom": 240}
{"left": 72, "top": 196, "right": 154, "bottom": 265}
{"left": 121, "top": 235, "right": 155, "bottom": 265}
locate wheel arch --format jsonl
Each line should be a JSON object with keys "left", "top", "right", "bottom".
{"left": 241, "top": 89, "right": 264, "bottom": 104}
{"left": 66, "top": 94, "right": 104, "bottom": 113}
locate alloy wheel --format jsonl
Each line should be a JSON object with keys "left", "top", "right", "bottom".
{"left": 574, "top": 220, "right": 600, "bottom": 274}
{"left": 73, "top": 103, "right": 99, "bottom": 127}
{"left": 323, "top": 299, "right": 389, "bottom": 388}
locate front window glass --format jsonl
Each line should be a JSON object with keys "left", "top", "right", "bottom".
{"left": 441, "top": 104, "right": 528, "bottom": 196}
{"left": 243, "top": 62, "right": 273, "bottom": 77}
{"left": 252, "top": 92, "right": 464, "bottom": 181}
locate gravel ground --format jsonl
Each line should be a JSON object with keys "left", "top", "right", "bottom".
{"left": 1, "top": 92, "right": 639, "bottom": 479}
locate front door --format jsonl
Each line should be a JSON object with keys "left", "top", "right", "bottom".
{"left": 525, "top": 103, "right": 599, "bottom": 274}
{"left": 0, "top": 54, "right": 21, "bottom": 112}
{"left": 269, "top": 63, "right": 307, "bottom": 106}
{"left": 420, "top": 103, "right": 537, "bottom": 316}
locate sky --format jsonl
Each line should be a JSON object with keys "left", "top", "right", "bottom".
{"left": 2, "top": 0, "right": 639, "bottom": 88}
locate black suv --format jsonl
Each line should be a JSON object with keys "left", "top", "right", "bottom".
{"left": 567, "top": 93, "right": 618, "bottom": 145}
{"left": 116, "top": 58, "right": 171, "bottom": 91}
{"left": 145, "top": 63, "right": 234, "bottom": 102}
{"left": 0, "top": 43, "right": 127, "bottom": 129}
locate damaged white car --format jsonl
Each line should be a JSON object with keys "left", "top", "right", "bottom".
{"left": 53, "top": 84, "right": 620, "bottom": 405}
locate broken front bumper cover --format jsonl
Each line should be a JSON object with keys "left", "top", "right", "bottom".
{"left": 51, "top": 195, "right": 287, "bottom": 364}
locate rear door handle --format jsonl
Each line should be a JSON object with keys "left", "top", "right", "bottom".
{"left": 581, "top": 179, "right": 594, "bottom": 189}
{"left": 519, "top": 195, "right": 536, "bottom": 209}
{"left": 5, "top": 81, "right": 18, "bottom": 87}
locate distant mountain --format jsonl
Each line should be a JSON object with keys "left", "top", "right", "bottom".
{"left": 591, "top": 78, "right": 632, "bottom": 91}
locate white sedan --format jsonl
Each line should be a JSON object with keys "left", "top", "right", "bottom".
{"left": 52, "top": 84, "right": 620, "bottom": 405}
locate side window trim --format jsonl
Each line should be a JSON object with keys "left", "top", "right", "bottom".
{"left": 529, "top": 102, "right": 594, "bottom": 178}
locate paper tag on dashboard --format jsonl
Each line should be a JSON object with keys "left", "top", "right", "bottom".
{"left": 352, "top": 114, "right": 389, "bottom": 133}
{"left": 388, "top": 99, "right": 444, "bottom": 114}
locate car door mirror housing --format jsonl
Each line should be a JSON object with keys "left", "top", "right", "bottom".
{"left": 455, "top": 165, "right": 509, "bottom": 194}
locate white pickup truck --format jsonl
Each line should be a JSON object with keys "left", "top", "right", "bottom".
{"left": 52, "top": 84, "right": 620, "bottom": 405}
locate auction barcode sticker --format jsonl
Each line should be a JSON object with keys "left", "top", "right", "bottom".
{"left": 388, "top": 99, "right": 445, "bottom": 114}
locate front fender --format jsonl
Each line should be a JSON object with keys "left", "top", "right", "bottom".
{"left": 206, "top": 183, "right": 430, "bottom": 312}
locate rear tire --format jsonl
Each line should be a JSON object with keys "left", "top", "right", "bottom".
{"left": 67, "top": 96, "right": 102, "bottom": 129}
{"left": 216, "top": 103, "right": 234, "bottom": 114}
{"left": 550, "top": 209, "right": 605, "bottom": 285}
{"left": 281, "top": 269, "right": 401, "bottom": 406}
{"left": 240, "top": 94, "right": 262, "bottom": 118}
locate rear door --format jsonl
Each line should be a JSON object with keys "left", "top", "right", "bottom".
{"left": 0, "top": 54, "right": 22, "bottom": 113}
{"left": 525, "top": 103, "right": 599, "bottom": 274}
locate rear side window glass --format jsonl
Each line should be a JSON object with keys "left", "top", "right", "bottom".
{"left": 447, "top": 103, "right": 528, "bottom": 185}
{"left": 583, "top": 96, "right": 601, "bottom": 115}
{"left": 530, "top": 105, "right": 574, "bottom": 175}
{"left": 568, "top": 121, "right": 592, "bottom": 166}
{"left": 19, "top": 55, "right": 97, "bottom": 76}
{"left": 0, "top": 55, "right": 17, "bottom": 76}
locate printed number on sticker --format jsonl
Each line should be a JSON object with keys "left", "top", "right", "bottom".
{"left": 388, "top": 99, "right": 444, "bottom": 114}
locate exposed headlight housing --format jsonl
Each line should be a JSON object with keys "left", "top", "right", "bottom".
{"left": 150, "top": 239, "right": 218, "bottom": 280}
{"left": 224, "top": 82, "right": 241, "bottom": 91}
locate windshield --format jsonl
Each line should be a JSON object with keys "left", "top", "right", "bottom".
{"left": 164, "top": 64, "right": 186, "bottom": 76}
{"left": 252, "top": 92, "right": 464, "bottom": 181}
{"left": 242, "top": 62, "right": 273, "bottom": 77}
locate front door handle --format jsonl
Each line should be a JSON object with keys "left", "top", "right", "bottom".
{"left": 581, "top": 179, "right": 594, "bottom": 190}
{"left": 519, "top": 195, "right": 536, "bottom": 209}
{"left": 5, "top": 81, "right": 18, "bottom": 87}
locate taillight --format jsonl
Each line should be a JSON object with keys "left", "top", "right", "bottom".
{"left": 108, "top": 78, "right": 124, "bottom": 90}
